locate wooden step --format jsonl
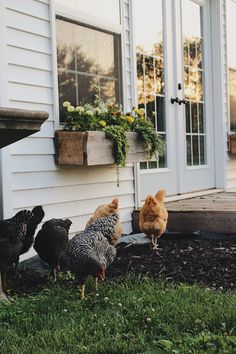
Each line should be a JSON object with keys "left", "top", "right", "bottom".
{"left": 132, "top": 192, "right": 236, "bottom": 235}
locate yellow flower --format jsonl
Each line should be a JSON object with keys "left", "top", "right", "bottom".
{"left": 99, "top": 120, "right": 106, "bottom": 127}
{"left": 140, "top": 108, "right": 145, "bottom": 116}
{"left": 133, "top": 107, "right": 140, "bottom": 114}
{"left": 63, "top": 101, "right": 71, "bottom": 107}
{"left": 126, "top": 115, "right": 134, "bottom": 124}
{"left": 67, "top": 105, "right": 75, "bottom": 113}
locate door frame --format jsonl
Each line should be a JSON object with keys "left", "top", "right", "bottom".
{"left": 130, "top": 0, "right": 226, "bottom": 207}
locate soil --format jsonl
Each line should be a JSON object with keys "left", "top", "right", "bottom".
{"left": 7, "top": 235, "right": 236, "bottom": 296}
{"left": 108, "top": 236, "right": 236, "bottom": 292}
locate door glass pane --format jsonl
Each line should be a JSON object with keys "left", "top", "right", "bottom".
{"left": 133, "top": 0, "right": 167, "bottom": 169}
{"left": 182, "top": 0, "right": 206, "bottom": 166}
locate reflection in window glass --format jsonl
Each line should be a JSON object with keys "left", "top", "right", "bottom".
{"left": 227, "top": 0, "right": 236, "bottom": 132}
{"left": 182, "top": 0, "right": 206, "bottom": 166}
{"left": 55, "top": 0, "right": 120, "bottom": 24}
{"left": 133, "top": 0, "right": 167, "bottom": 170}
{"left": 56, "top": 18, "right": 122, "bottom": 121}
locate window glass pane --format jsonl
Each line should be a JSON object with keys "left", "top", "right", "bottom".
{"left": 56, "top": 18, "right": 122, "bottom": 121}
{"left": 133, "top": 0, "right": 166, "bottom": 170}
{"left": 227, "top": 0, "right": 236, "bottom": 132}
{"left": 58, "top": 70, "right": 76, "bottom": 119}
{"left": 55, "top": 0, "right": 120, "bottom": 25}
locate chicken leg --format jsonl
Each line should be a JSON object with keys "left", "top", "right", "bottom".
{"left": 151, "top": 235, "right": 159, "bottom": 250}
{"left": 80, "top": 284, "right": 85, "bottom": 299}
{"left": 0, "top": 271, "right": 8, "bottom": 301}
{"left": 94, "top": 277, "right": 98, "bottom": 291}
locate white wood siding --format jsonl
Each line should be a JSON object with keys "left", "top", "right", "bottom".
{"left": 1, "top": 0, "right": 135, "bottom": 260}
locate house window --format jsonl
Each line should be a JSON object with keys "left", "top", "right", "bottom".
{"left": 227, "top": 0, "right": 236, "bottom": 132}
{"left": 56, "top": 18, "right": 122, "bottom": 121}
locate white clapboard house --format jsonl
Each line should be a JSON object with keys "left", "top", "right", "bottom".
{"left": 0, "top": 0, "right": 236, "bottom": 260}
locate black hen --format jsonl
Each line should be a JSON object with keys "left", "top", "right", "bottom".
{"left": 34, "top": 218, "right": 72, "bottom": 280}
{"left": 0, "top": 210, "right": 34, "bottom": 300}
{"left": 14, "top": 206, "right": 45, "bottom": 273}
{"left": 67, "top": 214, "right": 117, "bottom": 299}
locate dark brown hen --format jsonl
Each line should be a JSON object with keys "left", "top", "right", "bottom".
{"left": 0, "top": 210, "right": 34, "bottom": 300}
{"left": 34, "top": 218, "right": 72, "bottom": 280}
{"left": 14, "top": 206, "right": 45, "bottom": 273}
{"left": 67, "top": 214, "right": 117, "bottom": 299}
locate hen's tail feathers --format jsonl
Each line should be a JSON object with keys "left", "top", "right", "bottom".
{"left": 110, "top": 198, "right": 119, "bottom": 209}
{"left": 155, "top": 190, "right": 166, "bottom": 204}
{"left": 31, "top": 206, "right": 45, "bottom": 222}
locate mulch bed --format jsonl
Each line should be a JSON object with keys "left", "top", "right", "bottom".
{"left": 7, "top": 235, "right": 236, "bottom": 296}
{"left": 107, "top": 236, "right": 236, "bottom": 291}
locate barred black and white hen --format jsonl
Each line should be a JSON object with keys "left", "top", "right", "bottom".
{"left": 34, "top": 218, "right": 72, "bottom": 280}
{"left": 0, "top": 209, "right": 34, "bottom": 300}
{"left": 67, "top": 214, "right": 118, "bottom": 299}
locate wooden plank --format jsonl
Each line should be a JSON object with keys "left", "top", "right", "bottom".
{"left": 167, "top": 211, "right": 236, "bottom": 234}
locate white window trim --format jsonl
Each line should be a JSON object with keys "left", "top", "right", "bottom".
{"left": 50, "top": 1, "right": 125, "bottom": 130}
{"left": 55, "top": 4, "right": 122, "bottom": 34}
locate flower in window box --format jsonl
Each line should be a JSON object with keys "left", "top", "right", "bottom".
{"left": 63, "top": 101, "right": 71, "bottom": 108}
{"left": 67, "top": 105, "right": 75, "bottom": 113}
{"left": 75, "top": 106, "right": 85, "bottom": 113}
{"left": 99, "top": 120, "right": 106, "bottom": 127}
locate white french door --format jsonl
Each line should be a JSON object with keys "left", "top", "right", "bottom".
{"left": 132, "top": 0, "right": 215, "bottom": 201}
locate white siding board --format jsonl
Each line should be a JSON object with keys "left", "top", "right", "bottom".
{"left": 6, "top": 0, "right": 50, "bottom": 20}
{"left": 6, "top": 9, "right": 50, "bottom": 37}
{"left": 32, "top": 121, "right": 55, "bottom": 138}
{"left": 12, "top": 180, "right": 134, "bottom": 208}
{"left": 7, "top": 46, "right": 52, "bottom": 71}
{"left": 14, "top": 195, "right": 134, "bottom": 221}
{"left": 8, "top": 100, "right": 53, "bottom": 117}
{"left": 12, "top": 166, "right": 133, "bottom": 188}
{"left": 11, "top": 137, "right": 55, "bottom": 155}
{"left": 9, "top": 65, "right": 52, "bottom": 88}
{"left": 12, "top": 156, "right": 57, "bottom": 174}
{"left": 7, "top": 27, "right": 51, "bottom": 54}
{"left": 9, "top": 83, "right": 53, "bottom": 105}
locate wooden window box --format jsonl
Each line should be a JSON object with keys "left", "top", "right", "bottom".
{"left": 227, "top": 133, "right": 236, "bottom": 154}
{"left": 55, "top": 130, "right": 150, "bottom": 166}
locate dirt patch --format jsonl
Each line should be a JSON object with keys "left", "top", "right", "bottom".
{"left": 108, "top": 236, "right": 236, "bottom": 291}
{"left": 7, "top": 236, "right": 236, "bottom": 296}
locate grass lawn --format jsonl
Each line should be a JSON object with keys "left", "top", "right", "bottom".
{"left": 0, "top": 275, "right": 235, "bottom": 354}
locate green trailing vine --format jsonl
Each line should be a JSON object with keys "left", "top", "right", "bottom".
{"left": 62, "top": 97, "right": 163, "bottom": 186}
{"left": 132, "top": 117, "right": 163, "bottom": 159}
{"left": 104, "top": 125, "right": 129, "bottom": 186}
